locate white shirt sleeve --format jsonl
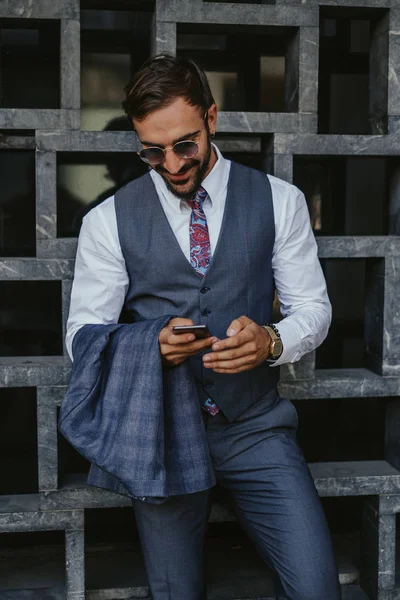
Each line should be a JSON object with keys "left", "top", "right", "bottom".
{"left": 65, "top": 196, "right": 129, "bottom": 360}
{"left": 268, "top": 176, "right": 332, "bottom": 366}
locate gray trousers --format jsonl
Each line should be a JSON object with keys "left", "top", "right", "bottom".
{"left": 133, "top": 392, "right": 341, "bottom": 600}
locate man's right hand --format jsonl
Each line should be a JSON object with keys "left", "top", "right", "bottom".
{"left": 159, "top": 318, "right": 218, "bottom": 368}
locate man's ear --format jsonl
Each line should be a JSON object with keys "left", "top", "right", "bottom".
{"left": 207, "top": 104, "right": 218, "bottom": 136}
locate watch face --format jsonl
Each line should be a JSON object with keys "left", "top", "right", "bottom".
{"left": 271, "top": 340, "right": 283, "bottom": 358}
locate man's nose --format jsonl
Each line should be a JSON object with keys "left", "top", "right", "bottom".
{"left": 163, "top": 149, "right": 186, "bottom": 174}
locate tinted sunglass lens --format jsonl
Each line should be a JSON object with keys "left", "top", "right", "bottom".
{"left": 140, "top": 148, "right": 164, "bottom": 164}
{"left": 174, "top": 141, "right": 198, "bottom": 159}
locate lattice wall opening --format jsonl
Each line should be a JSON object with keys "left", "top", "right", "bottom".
{"left": 293, "top": 156, "right": 390, "bottom": 236}
{"left": 57, "top": 407, "right": 91, "bottom": 488}
{"left": 57, "top": 150, "right": 147, "bottom": 237}
{"left": 319, "top": 6, "right": 389, "bottom": 135}
{"left": 294, "top": 397, "right": 386, "bottom": 463}
{"left": 0, "top": 388, "right": 38, "bottom": 495}
{"left": 0, "top": 149, "right": 36, "bottom": 256}
{"left": 0, "top": 19, "right": 60, "bottom": 110}
{"left": 177, "top": 23, "right": 297, "bottom": 113}
{"left": 80, "top": 6, "right": 153, "bottom": 131}
{"left": 0, "top": 530, "right": 66, "bottom": 595}
{"left": 0, "top": 281, "right": 63, "bottom": 356}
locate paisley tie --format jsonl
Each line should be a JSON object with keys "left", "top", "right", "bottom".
{"left": 188, "top": 187, "right": 220, "bottom": 416}
{"left": 187, "top": 186, "right": 211, "bottom": 276}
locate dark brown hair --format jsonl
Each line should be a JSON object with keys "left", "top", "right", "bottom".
{"left": 122, "top": 53, "right": 215, "bottom": 122}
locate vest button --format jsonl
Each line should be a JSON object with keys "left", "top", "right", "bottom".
{"left": 200, "top": 287, "right": 210, "bottom": 294}
{"left": 201, "top": 308, "right": 211, "bottom": 316}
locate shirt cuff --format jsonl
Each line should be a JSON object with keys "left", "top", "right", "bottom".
{"left": 267, "top": 318, "right": 302, "bottom": 367}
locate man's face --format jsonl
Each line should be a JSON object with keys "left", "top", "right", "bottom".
{"left": 134, "top": 97, "right": 217, "bottom": 200}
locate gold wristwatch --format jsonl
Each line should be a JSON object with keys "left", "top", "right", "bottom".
{"left": 262, "top": 324, "right": 283, "bottom": 361}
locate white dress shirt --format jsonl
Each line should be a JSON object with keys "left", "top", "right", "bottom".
{"left": 66, "top": 144, "right": 332, "bottom": 366}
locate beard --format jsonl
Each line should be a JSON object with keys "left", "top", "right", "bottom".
{"left": 154, "top": 134, "right": 212, "bottom": 201}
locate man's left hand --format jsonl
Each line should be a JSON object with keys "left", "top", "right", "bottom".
{"left": 202, "top": 316, "right": 272, "bottom": 374}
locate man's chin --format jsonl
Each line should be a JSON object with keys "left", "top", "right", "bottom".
{"left": 164, "top": 174, "right": 197, "bottom": 199}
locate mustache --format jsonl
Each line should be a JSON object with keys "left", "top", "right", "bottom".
{"left": 156, "top": 160, "right": 199, "bottom": 176}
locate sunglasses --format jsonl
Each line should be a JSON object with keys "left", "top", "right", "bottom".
{"left": 138, "top": 111, "right": 209, "bottom": 166}
{"left": 138, "top": 139, "right": 200, "bottom": 166}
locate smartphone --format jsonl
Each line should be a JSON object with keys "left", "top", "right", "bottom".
{"left": 172, "top": 324, "right": 211, "bottom": 339}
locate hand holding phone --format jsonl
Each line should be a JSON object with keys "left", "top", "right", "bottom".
{"left": 159, "top": 319, "right": 216, "bottom": 369}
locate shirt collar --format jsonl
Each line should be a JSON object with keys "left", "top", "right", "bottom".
{"left": 200, "top": 143, "right": 227, "bottom": 205}
{"left": 149, "top": 143, "right": 230, "bottom": 212}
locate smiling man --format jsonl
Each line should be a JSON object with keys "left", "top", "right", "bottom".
{"left": 66, "top": 54, "right": 341, "bottom": 600}
{"left": 138, "top": 98, "right": 214, "bottom": 199}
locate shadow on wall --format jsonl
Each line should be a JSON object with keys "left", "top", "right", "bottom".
{"left": 57, "top": 116, "right": 149, "bottom": 238}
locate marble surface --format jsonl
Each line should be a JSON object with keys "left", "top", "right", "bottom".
{"left": 0, "top": 259, "right": 74, "bottom": 280}
{"left": 36, "top": 131, "right": 140, "bottom": 153}
{"left": 0, "top": 109, "right": 79, "bottom": 130}
{"left": 274, "top": 133, "right": 400, "bottom": 155}
{"left": 0, "top": 0, "right": 79, "bottom": 19}
{"left": 157, "top": 1, "right": 318, "bottom": 27}
{"left": 1, "top": 2, "right": 400, "bottom": 598}
{"left": 60, "top": 20, "right": 80, "bottom": 111}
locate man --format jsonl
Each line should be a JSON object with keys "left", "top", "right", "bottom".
{"left": 66, "top": 54, "right": 341, "bottom": 600}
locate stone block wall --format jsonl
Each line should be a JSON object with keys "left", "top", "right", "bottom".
{"left": 1, "top": 0, "right": 400, "bottom": 598}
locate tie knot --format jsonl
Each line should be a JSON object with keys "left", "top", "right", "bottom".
{"left": 188, "top": 186, "right": 208, "bottom": 210}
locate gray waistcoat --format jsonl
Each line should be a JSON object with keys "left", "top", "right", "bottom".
{"left": 114, "top": 160, "right": 278, "bottom": 422}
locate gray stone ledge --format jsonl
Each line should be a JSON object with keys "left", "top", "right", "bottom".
{"left": 153, "top": 19, "right": 176, "bottom": 54}
{"left": 310, "top": 460, "right": 400, "bottom": 497}
{"left": 273, "top": 154, "right": 293, "bottom": 182}
{"left": 38, "top": 461, "right": 400, "bottom": 511}
{"left": 298, "top": 27, "right": 319, "bottom": 115}
{"left": 0, "top": 109, "right": 79, "bottom": 130}
{"left": 0, "top": 357, "right": 70, "bottom": 388}
{"left": 388, "top": 116, "right": 400, "bottom": 134}
{"left": 36, "top": 150, "right": 57, "bottom": 240}
{"left": 60, "top": 19, "right": 80, "bottom": 111}
{"left": 41, "top": 474, "right": 132, "bottom": 511}
{"left": 37, "top": 238, "right": 78, "bottom": 260}
{"left": 316, "top": 237, "right": 400, "bottom": 258}
{"left": 276, "top": 0, "right": 393, "bottom": 5}
{"left": 299, "top": 113, "right": 318, "bottom": 133}
{"left": 389, "top": 11, "right": 400, "bottom": 118}
{"left": 0, "top": 589, "right": 65, "bottom": 599}
{"left": 0, "top": 494, "right": 39, "bottom": 513}
{"left": 36, "top": 131, "right": 140, "bottom": 152}
{"left": 280, "top": 351, "right": 315, "bottom": 381}
{"left": 217, "top": 112, "right": 312, "bottom": 134}
{"left": 37, "top": 385, "right": 67, "bottom": 407}
{"left": 280, "top": 368, "right": 400, "bottom": 399}
{"left": 86, "top": 588, "right": 150, "bottom": 600}
{"left": 0, "top": 259, "right": 74, "bottom": 280}
{"left": 0, "top": 509, "right": 83, "bottom": 532}
{"left": 0, "top": 135, "right": 35, "bottom": 150}
{"left": 36, "top": 366, "right": 400, "bottom": 404}
{"left": 275, "top": 134, "right": 400, "bottom": 156}
{"left": 215, "top": 137, "right": 262, "bottom": 153}
{"left": 0, "top": 0, "right": 79, "bottom": 19}
{"left": 380, "top": 495, "right": 400, "bottom": 514}
{"left": 157, "top": 1, "right": 318, "bottom": 27}
{"left": 40, "top": 475, "right": 235, "bottom": 518}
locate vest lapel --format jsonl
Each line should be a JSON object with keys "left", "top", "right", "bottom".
{"left": 144, "top": 174, "right": 200, "bottom": 278}
{"left": 201, "top": 161, "right": 238, "bottom": 284}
